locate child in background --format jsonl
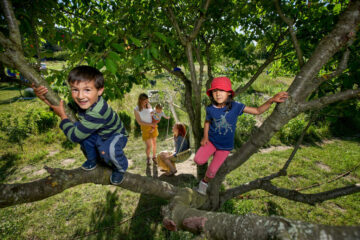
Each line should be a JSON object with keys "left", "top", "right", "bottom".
{"left": 33, "top": 66, "right": 128, "bottom": 185}
{"left": 150, "top": 104, "right": 170, "bottom": 133}
{"left": 194, "top": 76, "right": 288, "bottom": 195}
{"left": 156, "top": 123, "right": 190, "bottom": 176}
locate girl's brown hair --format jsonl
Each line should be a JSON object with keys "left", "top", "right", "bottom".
{"left": 174, "top": 123, "right": 186, "bottom": 137}
{"left": 137, "top": 93, "right": 149, "bottom": 111}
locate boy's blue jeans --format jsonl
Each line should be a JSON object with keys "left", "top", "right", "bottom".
{"left": 80, "top": 133, "right": 128, "bottom": 173}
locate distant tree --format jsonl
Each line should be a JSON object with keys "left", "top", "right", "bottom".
{"left": 1, "top": 0, "right": 360, "bottom": 239}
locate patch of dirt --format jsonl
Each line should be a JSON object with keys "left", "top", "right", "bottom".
{"left": 20, "top": 165, "right": 35, "bottom": 173}
{"left": 33, "top": 169, "right": 47, "bottom": 176}
{"left": 289, "top": 174, "right": 305, "bottom": 182}
{"left": 61, "top": 158, "right": 76, "bottom": 166}
{"left": 344, "top": 174, "right": 360, "bottom": 182}
{"left": 315, "top": 162, "right": 332, "bottom": 172}
{"left": 174, "top": 153, "right": 197, "bottom": 176}
{"left": 48, "top": 150, "right": 60, "bottom": 157}
{"left": 326, "top": 202, "right": 346, "bottom": 213}
{"left": 260, "top": 146, "right": 292, "bottom": 154}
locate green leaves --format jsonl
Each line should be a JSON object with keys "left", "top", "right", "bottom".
{"left": 129, "top": 36, "right": 142, "bottom": 47}
{"left": 105, "top": 57, "right": 117, "bottom": 74}
{"left": 154, "top": 32, "right": 168, "bottom": 43}
{"left": 111, "top": 43, "right": 125, "bottom": 53}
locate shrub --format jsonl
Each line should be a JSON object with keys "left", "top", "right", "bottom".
{"left": 0, "top": 113, "right": 30, "bottom": 149}
{"left": 279, "top": 116, "right": 307, "bottom": 145}
{"left": 118, "top": 111, "right": 131, "bottom": 132}
{"left": 279, "top": 114, "right": 331, "bottom": 145}
{"left": 23, "top": 88, "right": 36, "bottom": 97}
{"left": 134, "top": 119, "right": 141, "bottom": 138}
{"left": 24, "top": 108, "right": 58, "bottom": 133}
{"left": 327, "top": 99, "right": 360, "bottom": 137}
{"left": 0, "top": 108, "right": 58, "bottom": 149}
{"left": 61, "top": 139, "right": 76, "bottom": 150}
{"left": 234, "top": 114, "right": 257, "bottom": 149}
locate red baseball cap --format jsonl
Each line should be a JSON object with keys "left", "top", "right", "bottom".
{"left": 206, "top": 77, "right": 235, "bottom": 97}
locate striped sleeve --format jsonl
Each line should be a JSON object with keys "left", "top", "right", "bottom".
{"left": 59, "top": 111, "right": 104, "bottom": 143}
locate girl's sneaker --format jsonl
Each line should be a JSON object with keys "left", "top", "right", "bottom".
{"left": 81, "top": 160, "right": 97, "bottom": 171}
{"left": 196, "top": 180, "right": 208, "bottom": 195}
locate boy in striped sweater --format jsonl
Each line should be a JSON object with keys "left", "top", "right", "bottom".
{"left": 33, "top": 66, "right": 128, "bottom": 185}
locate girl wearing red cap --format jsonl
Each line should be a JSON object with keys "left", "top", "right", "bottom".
{"left": 194, "top": 77, "right": 288, "bottom": 195}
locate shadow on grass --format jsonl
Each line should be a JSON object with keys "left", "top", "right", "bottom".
{"left": 0, "top": 96, "right": 21, "bottom": 105}
{"left": 0, "top": 153, "right": 19, "bottom": 183}
{"left": 73, "top": 190, "right": 126, "bottom": 239}
{"left": 128, "top": 193, "right": 167, "bottom": 240}
{"left": 71, "top": 166, "right": 197, "bottom": 239}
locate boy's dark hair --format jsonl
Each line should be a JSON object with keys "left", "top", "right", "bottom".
{"left": 68, "top": 65, "right": 104, "bottom": 89}
{"left": 155, "top": 103, "right": 163, "bottom": 110}
{"left": 208, "top": 90, "right": 233, "bottom": 111}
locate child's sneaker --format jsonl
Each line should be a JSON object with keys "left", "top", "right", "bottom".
{"left": 196, "top": 180, "right": 208, "bottom": 195}
{"left": 110, "top": 171, "right": 124, "bottom": 185}
{"left": 81, "top": 160, "right": 97, "bottom": 171}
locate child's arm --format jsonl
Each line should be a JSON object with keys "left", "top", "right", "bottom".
{"left": 32, "top": 84, "right": 68, "bottom": 120}
{"left": 200, "top": 121, "right": 210, "bottom": 146}
{"left": 243, "top": 91, "right": 288, "bottom": 115}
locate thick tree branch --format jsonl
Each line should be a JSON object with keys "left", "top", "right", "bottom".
{"left": 234, "top": 31, "right": 286, "bottom": 96}
{"left": 318, "top": 47, "right": 351, "bottom": 84}
{"left": 163, "top": 188, "right": 360, "bottom": 239}
{"left": 274, "top": 0, "right": 304, "bottom": 67}
{"left": 194, "top": 43, "right": 204, "bottom": 87}
{"left": 0, "top": 165, "right": 180, "bottom": 208}
{"left": 188, "top": 0, "right": 211, "bottom": 42}
{"left": 0, "top": 31, "right": 11, "bottom": 48}
{"left": 260, "top": 181, "right": 360, "bottom": 205}
{"left": 0, "top": 53, "right": 15, "bottom": 69}
{"left": 202, "top": 36, "right": 214, "bottom": 89}
{"left": 299, "top": 89, "right": 360, "bottom": 112}
{"left": 288, "top": 1, "right": 360, "bottom": 102}
{"left": 163, "top": 5, "right": 186, "bottom": 45}
{"left": 220, "top": 114, "right": 313, "bottom": 204}
{"left": 1, "top": 0, "right": 22, "bottom": 48}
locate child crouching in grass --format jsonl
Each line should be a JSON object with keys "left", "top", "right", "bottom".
{"left": 33, "top": 66, "right": 128, "bottom": 185}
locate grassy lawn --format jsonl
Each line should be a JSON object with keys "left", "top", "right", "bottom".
{"left": 0, "top": 71, "right": 359, "bottom": 239}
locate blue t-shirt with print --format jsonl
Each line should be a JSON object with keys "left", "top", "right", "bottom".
{"left": 206, "top": 101, "right": 245, "bottom": 151}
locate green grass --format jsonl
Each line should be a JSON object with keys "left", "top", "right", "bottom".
{"left": 224, "top": 139, "right": 360, "bottom": 226}
{"left": 0, "top": 68, "right": 359, "bottom": 239}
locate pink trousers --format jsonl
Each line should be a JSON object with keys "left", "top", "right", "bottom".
{"left": 194, "top": 141, "right": 230, "bottom": 179}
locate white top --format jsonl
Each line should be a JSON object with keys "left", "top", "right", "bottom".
{"left": 134, "top": 105, "right": 153, "bottom": 123}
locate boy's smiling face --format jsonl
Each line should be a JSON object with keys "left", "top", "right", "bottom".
{"left": 70, "top": 80, "right": 104, "bottom": 110}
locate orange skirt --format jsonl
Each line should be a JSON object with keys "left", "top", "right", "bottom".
{"left": 141, "top": 125, "right": 159, "bottom": 141}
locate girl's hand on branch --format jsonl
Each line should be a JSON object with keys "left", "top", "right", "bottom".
{"left": 271, "top": 92, "right": 289, "bottom": 103}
